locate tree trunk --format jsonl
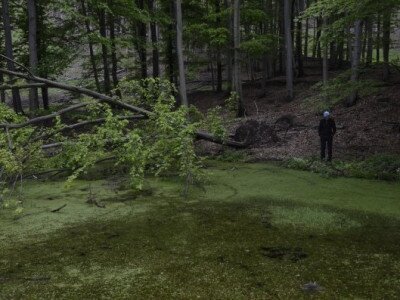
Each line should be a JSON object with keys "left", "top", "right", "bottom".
{"left": 316, "top": 18, "right": 322, "bottom": 59}
{"left": 216, "top": 0, "right": 222, "bottom": 92}
{"left": 296, "top": 19, "right": 304, "bottom": 77}
{"left": 225, "top": 0, "right": 233, "bottom": 92}
{"left": 28, "top": 0, "right": 40, "bottom": 111}
{"left": 382, "top": 10, "right": 391, "bottom": 81}
{"left": 99, "top": 9, "right": 111, "bottom": 94}
{"left": 304, "top": 18, "right": 309, "bottom": 60}
{"left": 366, "top": 19, "right": 373, "bottom": 66}
{"left": 233, "top": 0, "right": 244, "bottom": 116}
{"left": 80, "top": 0, "right": 101, "bottom": 92}
{"left": 175, "top": 0, "right": 188, "bottom": 106}
{"left": 376, "top": 14, "right": 381, "bottom": 63}
{"left": 1, "top": 0, "right": 23, "bottom": 113}
{"left": 278, "top": 0, "right": 284, "bottom": 74}
{"left": 149, "top": 0, "right": 160, "bottom": 77}
{"left": 108, "top": 11, "right": 120, "bottom": 94}
{"left": 347, "top": 20, "right": 363, "bottom": 107}
{"left": 322, "top": 17, "right": 329, "bottom": 85}
{"left": 136, "top": 0, "right": 147, "bottom": 79}
{"left": 166, "top": 1, "right": 175, "bottom": 84}
{"left": 283, "top": 0, "right": 294, "bottom": 101}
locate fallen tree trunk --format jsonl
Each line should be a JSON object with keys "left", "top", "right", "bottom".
{"left": 0, "top": 68, "right": 247, "bottom": 148}
{"left": 0, "top": 103, "right": 88, "bottom": 129}
{"left": 0, "top": 83, "right": 46, "bottom": 90}
{"left": 34, "top": 115, "right": 146, "bottom": 142}
{"left": 0, "top": 68, "right": 152, "bottom": 116}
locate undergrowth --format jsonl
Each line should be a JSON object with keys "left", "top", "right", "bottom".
{"left": 283, "top": 155, "right": 400, "bottom": 181}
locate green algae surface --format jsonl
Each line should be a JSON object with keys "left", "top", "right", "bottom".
{"left": 1, "top": 162, "right": 400, "bottom": 299}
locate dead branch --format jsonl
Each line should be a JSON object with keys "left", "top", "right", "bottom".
{"left": 34, "top": 115, "right": 146, "bottom": 142}
{"left": 0, "top": 103, "right": 89, "bottom": 129}
{"left": 51, "top": 204, "right": 67, "bottom": 213}
{"left": 0, "top": 54, "right": 34, "bottom": 77}
{"left": 0, "top": 68, "right": 152, "bottom": 116}
{"left": 0, "top": 83, "right": 46, "bottom": 90}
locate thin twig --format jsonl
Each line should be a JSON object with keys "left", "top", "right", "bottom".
{"left": 0, "top": 54, "right": 34, "bottom": 77}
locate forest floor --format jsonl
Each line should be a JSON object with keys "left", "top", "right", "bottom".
{"left": 192, "top": 61, "right": 400, "bottom": 160}
{"left": 1, "top": 161, "right": 400, "bottom": 298}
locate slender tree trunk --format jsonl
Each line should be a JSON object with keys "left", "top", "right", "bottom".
{"left": 382, "top": 10, "right": 391, "bottom": 81}
{"left": 99, "top": 9, "right": 111, "bottom": 94}
{"left": 316, "top": 18, "right": 322, "bottom": 59}
{"left": 322, "top": 17, "right": 329, "bottom": 85}
{"left": 278, "top": 0, "right": 285, "bottom": 74}
{"left": 361, "top": 22, "right": 367, "bottom": 63}
{"left": 81, "top": 0, "right": 101, "bottom": 92}
{"left": 149, "top": 0, "right": 160, "bottom": 77}
{"left": 304, "top": 18, "right": 309, "bottom": 60}
{"left": 312, "top": 18, "right": 317, "bottom": 58}
{"left": 175, "top": 0, "right": 188, "bottom": 106}
{"left": 347, "top": 20, "right": 363, "bottom": 107}
{"left": 376, "top": 14, "right": 381, "bottom": 63}
{"left": 216, "top": 0, "right": 222, "bottom": 92}
{"left": 136, "top": 0, "right": 148, "bottom": 79}
{"left": 2, "top": 0, "right": 23, "bottom": 113}
{"left": 284, "top": 0, "right": 294, "bottom": 101}
{"left": 108, "top": 11, "right": 120, "bottom": 93}
{"left": 41, "top": 87, "right": 49, "bottom": 109}
{"left": 28, "top": 0, "right": 40, "bottom": 111}
{"left": 225, "top": 0, "right": 233, "bottom": 92}
{"left": 366, "top": 19, "right": 373, "bottom": 66}
{"left": 166, "top": 1, "right": 175, "bottom": 84}
{"left": 337, "top": 36, "right": 344, "bottom": 68}
{"left": 233, "top": 0, "right": 244, "bottom": 116}
{"left": 296, "top": 19, "right": 304, "bottom": 77}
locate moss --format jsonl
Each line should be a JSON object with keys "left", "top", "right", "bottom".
{"left": 1, "top": 162, "right": 400, "bottom": 298}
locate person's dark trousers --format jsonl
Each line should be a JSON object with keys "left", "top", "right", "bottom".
{"left": 320, "top": 136, "right": 333, "bottom": 161}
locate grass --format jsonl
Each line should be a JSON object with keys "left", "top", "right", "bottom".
{"left": 0, "top": 162, "right": 400, "bottom": 298}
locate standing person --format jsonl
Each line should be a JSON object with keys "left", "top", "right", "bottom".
{"left": 319, "top": 111, "right": 337, "bottom": 161}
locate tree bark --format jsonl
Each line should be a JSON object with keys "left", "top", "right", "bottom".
{"left": 108, "top": 11, "right": 120, "bottom": 95}
{"left": 28, "top": 0, "right": 40, "bottom": 111}
{"left": 382, "top": 10, "right": 391, "bottom": 81}
{"left": 304, "top": 18, "right": 309, "bottom": 60}
{"left": 366, "top": 19, "right": 373, "bottom": 66}
{"left": 99, "top": 9, "right": 111, "bottom": 94}
{"left": 347, "top": 20, "right": 363, "bottom": 107}
{"left": 376, "top": 14, "right": 381, "bottom": 63}
{"left": 149, "top": 0, "right": 160, "bottom": 77}
{"left": 233, "top": 0, "right": 244, "bottom": 116}
{"left": 80, "top": 0, "right": 101, "bottom": 92}
{"left": 175, "top": 0, "right": 188, "bottom": 106}
{"left": 216, "top": 0, "right": 223, "bottom": 92}
{"left": 322, "top": 17, "right": 329, "bottom": 85}
{"left": 296, "top": 19, "right": 304, "bottom": 77}
{"left": 1, "top": 0, "right": 23, "bottom": 113}
{"left": 136, "top": 0, "right": 148, "bottom": 79}
{"left": 283, "top": 0, "right": 294, "bottom": 101}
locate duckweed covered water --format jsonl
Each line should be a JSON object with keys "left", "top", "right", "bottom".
{"left": 0, "top": 162, "right": 400, "bottom": 299}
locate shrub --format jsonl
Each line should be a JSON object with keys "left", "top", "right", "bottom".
{"left": 283, "top": 155, "right": 400, "bottom": 181}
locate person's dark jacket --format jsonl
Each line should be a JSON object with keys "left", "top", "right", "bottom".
{"left": 319, "top": 118, "right": 336, "bottom": 137}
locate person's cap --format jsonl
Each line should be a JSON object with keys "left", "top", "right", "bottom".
{"left": 323, "top": 111, "right": 330, "bottom": 118}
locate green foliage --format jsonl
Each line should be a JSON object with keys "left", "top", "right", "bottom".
{"left": 284, "top": 155, "right": 400, "bottom": 181}
{"left": 225, "top": 91, "right": 239, "bottom": 115}
{"left": 302, "top": 70, "right": 381, "bottom": 111}
{"left": 240, "top": 34, "right": 276, "bottom": 58}
{"left": 0, "top": 79, "right": 227, "bottom": 197}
